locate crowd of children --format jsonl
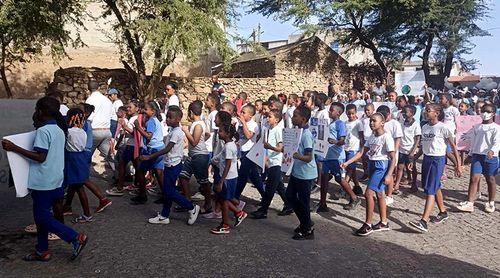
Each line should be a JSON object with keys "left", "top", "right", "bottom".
{"left": 2, "top": 83, "right": 499, "bottom": 261}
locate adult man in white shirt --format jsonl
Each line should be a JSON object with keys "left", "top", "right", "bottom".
{"left": 85, "top": 80, "right": 114, "bottom": 158}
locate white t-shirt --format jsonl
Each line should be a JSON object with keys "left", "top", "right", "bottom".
{"left": 125, "top": 115, "right": 139, "bottom": 146}
{"left": 285, "top": 106, "right": 296, "bottom": 128}
{"left": 219, "top": 141, "right": 238, "bottom": 180}
{"left": 471, "top": 123, "right": 500, "bottom": 156}
{"left": 205, "top": 110, "right": 218, "bottom": 152}
{"left": 421, "top": 122, "right": 453, "bottom": 156}
{"left": 345, "top": 119, "right": 363, "bottom": 152}
{"left": 239, "top": 119, "right": 259, "bottom": 152}
{"left": 164, "top": 126, "right": 184, "bottom": 167}
{"left": 364, "top": 133, "right": 395, "bottom": 161}
{"left": 111, "top": 99, "right": 124, "bottom": 121}
{"left": 267, "top": 125, "right": 283, "bottom": 167}
{"left": 168, "top": 94, "right": 180, "bottom": 107}
{"left": 66, "top": 127, "right": 87, "bottom": 152}
{"left": 443, "top": 106, "right": 460, "bottom": 134}
{"left": 59, "top": 104, "right": 69, "bottom": 116}
{"left": 384, "top": 119, "right": 403, "bottom": 141}
{"left": 312, "top": 108, "right": 330, "bottom": 124}
{"left": 188, "top": 120, "right": 208, "bottom": 156}
{"left": 85, "top": 91, "right": 114, "bottom": 129}
{"left": 360, "top": 115, "right": 372, "bottom": 140}
{"left": 400, "top": 120, "right": 422, "bottom": 154}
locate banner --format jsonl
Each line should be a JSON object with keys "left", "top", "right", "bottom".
{"left": 309, "top": 117, "right": 329, "bottom": 157}
{"left": 282, "top": 128, "right": 302, "bottom": 175}
{"left": 3, "top": 131, "right": 36, "bottom": 197}
{"left": 395, "top": 70, "right": 426, "bottom": 96}
{"left": 246, "top": 129, "right": 267, "bottom": 171}
{"left": 455, "top": 115, "right": 482, "bottom": 151}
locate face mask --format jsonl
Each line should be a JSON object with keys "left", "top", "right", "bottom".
{"left": 481, "top": 112, "right": 493, "bottom": 121}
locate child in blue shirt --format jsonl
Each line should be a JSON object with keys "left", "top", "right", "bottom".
{"left": 318, "top": 102, "right": 360, "bottom": 213}
{"left": 131, "top": 101, "right": 165, "bottom": 204}
{"left": 2, "top": 97, "right": 87, "bottom": 261}
{"left": 286, "top": 105, "right": 317, "bottom": 240}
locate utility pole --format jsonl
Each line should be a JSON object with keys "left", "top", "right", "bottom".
{"left": 257, "top": 23, "right": 261, "bottom": 43}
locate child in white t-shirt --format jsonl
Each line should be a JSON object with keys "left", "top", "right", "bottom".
{"left": 359, "top": 103, "right": 374, "bottom": 181}
{"left": 344, "top": 104, "right": 364, "bottom": 196}
{"left": 456, "top": 103, "right": 499, "bottom": 213}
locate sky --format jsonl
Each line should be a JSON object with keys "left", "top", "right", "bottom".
{"left": 233, "top": 1, "right": 500, "bottom": 76}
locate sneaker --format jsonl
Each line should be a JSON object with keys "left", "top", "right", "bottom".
{"left": 385, "top": 196, "right": 394, "bottom": 206}
{"left": 148, "top": 213, "right": 170, "bottom": 224}
{"left": 431, "top": 211, "right": 449, "bottom": 223}
{"left": 316, "top": 204, "right": 329, "bottom": 213}
{"left": 130, "top": 195, "right": 147, "bottom": 205}
{"left": 123, "top": 184, "right": 137, "bottom": 191}
{"left": 187, "top": 205, "right": 200, "bottom": 225}
{"left": 95, "top": 199, "right": 112, "bottom": 212}
{"left": 355, "top": 223, "right": 373, "bottom": 236}
{"left": 292, "top": 228, "right": 315, "bottom": 240}
{"left": 72, "top": 215, "right": 94, "bottom": 224}
{"left": 353, "top": 185, "right": 364, "bottom": 196}
{"left": 147, "top": 187, "right": 161, "bottom": 196}
{"left": 372, "top": 221, "right": 390, "bottom": 232}
{"left": 235, "top": 211, "right": 248, "bottom": 227}
{"left": 409, "top": 219, "right": 428, "bottom": 233}
{"left": 277, "top": 207, "right": 294, "bottom": 216}
{"left": 294, "top": 221, "right": 315, "bottom": 234}
{"left": 191, "top": 192, "right": 205, "bottom": 201}
{"left": 456, "top": 201, "right": 474, "bottom": 212}
{"left": 62, "top": 206, "right": 73, "bottom": 216}
{"left": 106, "top": 187, "right": 124, "bottom": 196}
{"left": 250, "top": 210, "right": 267, "bottom": 219}
{"left": 484, "top": 201, "right": 496, "bottom": 213}
{"left": 211, "top": 224, "right": 230, "bottom": 234}
{"left": 392, "top": 189, "right": 401, "bottom": 196}
{"left": 237, "top": 200, "right": 246, "bottom": 211}
{"left": 343, "top": 198, "right": 361, "bottom": 211}
{"left": 23, "top": 250, "right": 52, "bottom": 262}
{"left": 71, "top": 234, "right": 88, "bottom": 260}
{"left": 203, "top": 211, "right": 222, "bottom": 219}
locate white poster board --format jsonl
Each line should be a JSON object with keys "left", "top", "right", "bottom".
{"left": 309, "top": 117, "right": 329, "bottom": 157}
{"left": 246, "top": 129, "right": 267, "bottom": 171}
{"left": 3, "top": 131, "right": 36, "bottom": 197}
{"left": 395, "top": 70, "right": 426, "bottom": 96}
{"left": 282, "top": 128, "right": 302, "bottom": 176}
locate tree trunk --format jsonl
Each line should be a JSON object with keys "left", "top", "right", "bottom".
{"left": 421, "top": 33, "right": 434, "bottom": 84}
{"left": 0, "top": 65, "right": 13, "bottom": 99}
{"left": 443, "top": 51, "right": 454, "bottom": 78}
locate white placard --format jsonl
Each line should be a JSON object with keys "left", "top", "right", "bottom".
{"left": 282, "top": 128, "right": 302, "bottom": 176}
{"left": 246, "top": 129, "right": 266, "bottom": 171}
{"left": 309, "top": 117, "right": 329, "bottom": 157}
{"left": 395, "top": 70, "right": 426, "bottom": 96}
{"left": 3, "top": 131, "right": 36, "bottom": 197}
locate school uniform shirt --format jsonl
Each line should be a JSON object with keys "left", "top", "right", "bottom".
{"left": 188, "top": 120, "right": 209, "bottom": 156}
{"left": 285, "top": 106, "right": 296, "bottom": 128}
{"left": 168, "top": 94, "right": 180, "bottom": 107}
{"left": 205, "top": 110, "right": 218, "bottom": 152}
{"left": 291, "top": 128, "right": 318, "bottom": 180}
{"left": 312, "top": 108, "right": 330, "bottom": 124}
{"left": 326, "top": 119, "right": 347, "bottom": 160}
{"left": 267, "top": 125, "right": 283, "bottom": 167}
{"left": 164, "top": 126, "right": 184, "bottom": 167}
{"left": 384, "top": 119, "right": 403, "bottom": 142}
{"left": 470, "top": 123, "right": 500, "bottom": 156}
{"left": 219, "top": 141, "right": 239, "bottom": 180}
{"left": 85, "top": 91, "right": 114, "bottom": 129}
{"left": 254, "top": 112, "right": 262, "bottom": 124}
{"left": 125, "top": 115, "right": 139, "bottom": 147}
{"left": 400, "top": 120, "right": 422, "bottom": 155}
{"left": 111, "top": 99, "right": 124, "bottom": 121}
{"left": 365, "top": 133, "right": 395, "bottom": 161}
{"left": 66, "top": 127, "right": 87, "bottom": 152}
{"left": 360, "top": 115, "right": 372, "bottom": 140}
{"left": 144, "top": 117, "right": 165, "bottom": 150}
{"left": 443, "top": 106, "right": 460, "bottom": 134}
{"left": 28, "top": 121, "right": 65, "bottom": 190}
{"left": 345, "top": 119, "right": 363, "bottom": 152}
{"left": 349, "top": 99, "right": 366, "bottom": 109}
{"left": 421, "top": 122, "right": 453, "bottom": 156}
{"left": 238, "top": 119, "right": 259, "bottom": 152}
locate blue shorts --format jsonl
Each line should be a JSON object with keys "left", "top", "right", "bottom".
{"left": 446, "top": 143, "right": 452, "bottom": 153}
{"left": 180, "top": 154, "right": 209, "bottom": 184}
{"left": 471, "top": 154, "right": 499, "bottom": 177}
{"left": 110, "top": 120, "right": 118, "bottom": 137}
{"left": 398, "top": 153, "right": 411, "bottom": 165}
{"left": 322, "top": 160, "right": 345, "bottom": 182}
{"left": 139, "top": 148, "right": 165, "bottom": 170}
{"left": 122, "top": 145, "right": 135, "bottom": 164}
{"left": 217, "top": 178, "right": 237, "bottom": 200}
{"left": 367, "top": 160, "right": 388, "bottom": 193}
{"left": 315, "top": 154, "right": 325, "bottom": 163}
{"left": 345, "top": 150, "right": 358, "bottom": 171}
{"left": 421, "top": 155, "right": 445, "bottom": 195}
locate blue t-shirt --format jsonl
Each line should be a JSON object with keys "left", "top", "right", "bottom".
{"left": 83, "top": 120, "right": 93, "bottom": 152}
{"left": 28, "top": 121, "right": 65, "bottom": 191}
{"left": 326, "top": 119, "right": 346, "bottom": 160}
{"left": 292, "top": 128, "right": 318, "bottom": 180}
{"left": 144, "top": 117, "right": 165, "bottom": 150}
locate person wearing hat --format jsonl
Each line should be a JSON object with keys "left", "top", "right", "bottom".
{"left": 107, "top": 88, "right": 124, "bottom": 137}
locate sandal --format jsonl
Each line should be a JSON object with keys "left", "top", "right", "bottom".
{"left": 23, "top": 251, "right": 52, "bottom": 262}
{"left": 48, "top": 233, "right": 60, "bottom": 241}
{"left": 24, "top": 224, "right": 37, "bottom": 234}
{"left": 73, "top": 215, "right": 94, "bottom": 224}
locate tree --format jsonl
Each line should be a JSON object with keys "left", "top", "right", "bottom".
{"left": 99, "top": 0, "right": 234, "bottom": 100}
{"left": 0, "top": 0, "right": 86, "bottom": 98}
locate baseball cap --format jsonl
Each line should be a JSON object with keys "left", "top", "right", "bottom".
{"left": 107, "top": 88, "right": 119, "bottom": 95}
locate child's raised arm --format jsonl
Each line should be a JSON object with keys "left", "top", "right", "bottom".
{"left": 134, "top": 119, "right": 152, "bottom": 140}
{"left": 2, "top": 139, "right": 47, "bottom": 163}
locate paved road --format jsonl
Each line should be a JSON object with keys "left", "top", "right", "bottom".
{"left": 0, "top": 156, "right": 498, "bottom": 277}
